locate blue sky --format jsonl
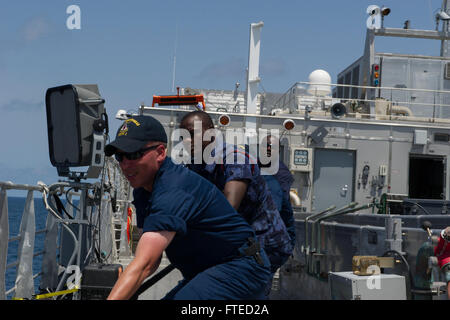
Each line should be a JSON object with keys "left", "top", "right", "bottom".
{"left": 0, "top": 0, "right": 444, "bottom": 192}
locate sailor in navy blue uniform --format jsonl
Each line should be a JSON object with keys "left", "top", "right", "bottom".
{"left": 259, "top": 134, "right": 296, "bottom": 250}
{"left": 104, "top": 115, "right": 270, "bottom": 300}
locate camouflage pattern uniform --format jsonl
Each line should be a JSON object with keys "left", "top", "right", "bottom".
{"left": 187, "top": 142, "right": 293, "bottom": 272}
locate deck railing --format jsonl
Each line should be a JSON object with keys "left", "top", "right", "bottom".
{"left": 0, "top": 157, "right": 132, "bottom": 300}
{"left": 269, "top": 82, "right": 450, "bottom": 123}
{"left": 0, "top": 184, "right": 43, "bottom": 299}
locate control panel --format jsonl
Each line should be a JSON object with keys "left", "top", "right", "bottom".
{"left": 289, "top": 146, "right": 313, "bottom": 172}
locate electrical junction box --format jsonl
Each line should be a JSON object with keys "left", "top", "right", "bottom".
{"left": 379, "top": 165, "right": 387, "bottom": 177}
{"left": 329, "top": 271, "right": 406, "bottom": 300}
{"left": 414, "top": 129, "right": 428, "bottom": 145}
{"left": 289, "top": 146, "right": 313, "bottom": 172}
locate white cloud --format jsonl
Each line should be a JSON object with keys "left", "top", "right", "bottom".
{"left": 197, "top": 57, "right": 246, "bottom": 80}
{"left": 0, "top": 163, "right": 58, "bottom": 187}
{"left": 21, "top": 16, "right": 52, "bottom": 42}
{"left": 0, "top": 99, "right": 44, "bottom": 112}
{"left": 260, "top": 58, "right": 288, "bottom": 78}
{"left": 196, "top": 57, "right": 288, "bottom": 83}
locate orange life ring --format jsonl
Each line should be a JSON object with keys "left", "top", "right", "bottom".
{"left": 126, "top": 207, "right": 133, "bottom": 242}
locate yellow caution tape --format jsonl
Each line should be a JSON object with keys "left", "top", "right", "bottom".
{"left": 35, "top": 287, "right": 79, "bottom": 300}
{"left": 12, "top": 287, "right": 79, "bottom": 300}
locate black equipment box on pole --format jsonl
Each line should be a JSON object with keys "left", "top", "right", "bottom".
{"left": 80, "top": 263, "right": 123, "bottom": 300}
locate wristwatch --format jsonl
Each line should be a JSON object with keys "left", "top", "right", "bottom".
{"left": 441, "top": 229, "right": 450, "bottom": 241}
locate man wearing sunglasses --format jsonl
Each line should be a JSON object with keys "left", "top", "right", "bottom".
{"left": 104, "top": 115, "right": 271, "bottom": 300}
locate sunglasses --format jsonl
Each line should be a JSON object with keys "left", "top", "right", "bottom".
{"left": 114, "top": 145, "right": 160, "bottom": 162}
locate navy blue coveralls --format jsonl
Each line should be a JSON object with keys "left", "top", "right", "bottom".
{"left": 132, "top": 157, "right": 271, "bottom": 300}
{"left": 262, "top": 174, "right": 296, "bottom": 250}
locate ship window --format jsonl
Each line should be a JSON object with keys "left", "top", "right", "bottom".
{"left": 409, "top": 155, "right": 445, "bottom": 199}
{"left": 351, "top": 66, "right": 360, "bottom": 99}
{"left": 434, "top": 133, "right": 450, "bottom": 143}
{"left": 344, "top": 72, "right": 351, "bottom": 99}
{"left": 445, "top": 62, "right": 450, "bottom": 80}
{"left": 337, "top": 77, "right": 344, "bottom": 98}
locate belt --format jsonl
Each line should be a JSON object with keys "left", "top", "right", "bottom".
{"left": 239, "top": 237, "right": 264, "bottom": 266}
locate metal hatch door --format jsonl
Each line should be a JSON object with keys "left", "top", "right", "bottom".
{"left": 409, "top": 59, "right": 441, "bottom": 118}
{"left": 312, "top": 149, "right": 355, "bottom": 212}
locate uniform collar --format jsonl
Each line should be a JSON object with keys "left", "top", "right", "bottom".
{"left": 153, "top": 157, "right": 172, "bottom": 181}
{"left": 203, "top": 141, "right": 228, "bottom": 173}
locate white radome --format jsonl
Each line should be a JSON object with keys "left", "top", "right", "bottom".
{"left": 307, "top": 69, "right": 332, "bottom": 96}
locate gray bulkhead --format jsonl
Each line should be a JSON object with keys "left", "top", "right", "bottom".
{"left": 140, "top": 107, "right": 450, "bottom": 299}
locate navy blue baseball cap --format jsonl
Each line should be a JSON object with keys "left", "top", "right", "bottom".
{"left": 104, "top": 115, "right": 167, "bottom": 156}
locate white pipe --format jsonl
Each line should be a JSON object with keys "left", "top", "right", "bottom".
{"left": 290, "top": 191, "right": 301, "bottom": 206}
{"left": 391, "top": 105, "right": 413, "bottom": 116}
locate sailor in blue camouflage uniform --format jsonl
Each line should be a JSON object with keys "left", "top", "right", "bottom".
{"left": 105, "top": 115, "right": 271, "bottom": 300}
{"left": 259, "top": 135, "right": 296, "bottom": 250}
{"left": 179, "top": 111, "right": 293, "bottom": 276}
{"left": 261, "top": 174, "right": 296, "bottom": 250}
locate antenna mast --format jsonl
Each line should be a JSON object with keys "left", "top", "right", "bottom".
{"left": 171, "top": 24, "right": 178, "bottom": 93}
{"left": 440, "top": 0, "right": 450, "bottom": 56}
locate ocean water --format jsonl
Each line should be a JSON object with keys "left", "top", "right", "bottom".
{"left": 5, "top": 196, "right": 51, "bottom": 298}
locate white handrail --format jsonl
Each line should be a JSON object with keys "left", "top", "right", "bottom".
{"left": 0, "top": 157, "right": 131, "bottom": 300}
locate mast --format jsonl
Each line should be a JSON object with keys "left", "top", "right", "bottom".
{"left": 171, "top": 24, "right": 178, "bottom": 93}
{"left": 440, "top": 0, "right": 450, "bottom": 57}
{"left": 245, "top": 21, "right": 263, "bottom": 144}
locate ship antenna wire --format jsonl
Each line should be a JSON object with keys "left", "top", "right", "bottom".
{"left": 171, "top": 23, "right": 179, "bottom": 93}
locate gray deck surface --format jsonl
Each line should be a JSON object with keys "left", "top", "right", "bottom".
{"left": 117, "top": 254, "right": 183, "bottom": 300}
